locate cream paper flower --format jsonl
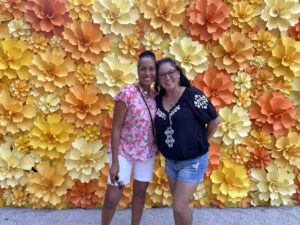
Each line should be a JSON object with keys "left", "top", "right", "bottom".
{"left": 64, "top": 138, "right": 107, "bottom": 183}
{"left": 170, "top": 37, "right": 208, "bottom": 79}
{"left": 214, "top": 105, "right": 251, "bottom": 146}
{"left": 261, "top": 0, "right": 300, "bottom": 32}
{"left": 96, "top": 54, "right": 136, "bottom": 96}
{"left": 93, "top": 0, "right": 139, "bottom": 36}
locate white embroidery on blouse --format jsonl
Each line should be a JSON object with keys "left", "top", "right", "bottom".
{"left": 156, "top": 108, "right": 166, "bottom": 120}
{"left": 194, "top": 94, "right": 208, "bottom": 109}
{"left": 164, "top": 105, "right": 181, "bottom": 148}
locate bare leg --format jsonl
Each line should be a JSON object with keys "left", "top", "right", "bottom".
{"left": 101, "top": 184, "right": 123, "bottom": 225}
{"left": 131, "top": 179, "right": 149, "bottom": 225}
{"left": 172, "top": 181, "right": 198, "bottom": 225}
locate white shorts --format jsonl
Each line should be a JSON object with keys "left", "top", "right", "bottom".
{"left": 108, "top": 154, "right": 155, "bottom": 186}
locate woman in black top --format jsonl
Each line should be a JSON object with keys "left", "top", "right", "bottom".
{"left": 154, "top": 57, "right": 220, "bottom": 225}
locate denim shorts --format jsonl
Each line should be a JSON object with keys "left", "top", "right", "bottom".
{"left": 165, "top": 152, "right": 209, "bottom": 184}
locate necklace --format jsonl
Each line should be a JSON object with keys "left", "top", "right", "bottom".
{"left": 136, "top": 84, "right": 149, "bottom": 96}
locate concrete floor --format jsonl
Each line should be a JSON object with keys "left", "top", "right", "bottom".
{"left": 0, "top": 206, "right": 299, "bottom": 225}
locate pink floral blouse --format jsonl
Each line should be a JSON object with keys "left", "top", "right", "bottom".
{"left": 108, "top": 85, "right": 157, "bottom": 161}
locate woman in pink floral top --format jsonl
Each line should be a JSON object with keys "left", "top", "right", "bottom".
{"left": 102, "top": 50, "right": 157, "bottom": 225}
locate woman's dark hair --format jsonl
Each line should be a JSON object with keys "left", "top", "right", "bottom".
{"left": 138, "top": 50, "right": 156, "bottom": 68}
{"left": 155, "top": 57, "right": 190, "bottom": 95}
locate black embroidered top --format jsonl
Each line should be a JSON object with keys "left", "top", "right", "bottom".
{"left": 154, "top": 87, "right": 218, "bottom": 160}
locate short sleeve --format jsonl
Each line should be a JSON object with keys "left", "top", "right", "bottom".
{"left": 186, "top": 87, "right": 218, "bottom": 124}
{"left": 114, "top": 86, "right": 131, "bottom": 108}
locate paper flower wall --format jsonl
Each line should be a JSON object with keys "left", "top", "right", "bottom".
{"left": 1, "top": 0, "right": 300, "bottom": 209}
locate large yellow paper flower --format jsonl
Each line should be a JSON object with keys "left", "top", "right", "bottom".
{"left": 67, "top": 0, "right": 94, "bottom": 21}
{"left": 147, "top": 156, "right": 172, "bottom": 206}
{"left": 96, "top": 54, "right": 137, "bottom": 96}
{"left": 142, "top": 30, "right": 163, "bottom": 50}
{"left": 230, "top": 1, "right": 259, "bottom": 30}
{"left": 30, "top": 49, "right": 75, "bottom": 92}
{"left": 268, "top": 37, "right": 300, "bottom": 81}
{"left": 26, "top": 161, "right": 74, "bottom": 207}
{"left": 0, "top": 139, "right": 35, "bottom": 188}
{"left": 273, "top": 131, "right": 300, "bottom": 171}
{"left": 0, "top": 89, "right": 36, "bottom": 135}
{"left": 30, "top": 114, "right": 74, "bottom": 159}
{"left": 212, "top": 32, "right": 254, "bottom": 73}
{"left": 93, "top": 0, "right": 140, "bottom": 36}
{"left": 211, "top": 159, "right": 250, "bottom": 204}
{"left": 261, "top": 0, "right": 300, "bottom": 32}
{"left": 62, "top": 20, "right": 110, "bottom": 64}
{"left": 3, "top": 186, "right": 29, "bottom": 207}
{"left": 170, "top": 37, "right": 208, "bottom": 79}
{"left": 64, "top": 138, "right": 107, "bottom": 183}
{"left": 0, "top": 38, "right": 32, "bottom": 80}
{"left": 140, "top": 0, "right": 187, "bottom": 36}
{"left": 250, "top": 162, "right": 296, "bottom": 206}
{"left": 61, "top": 84, "right": 105, "bottom": 128}
{"left": 214, "top": 106, "right": 251, "bottom": 146}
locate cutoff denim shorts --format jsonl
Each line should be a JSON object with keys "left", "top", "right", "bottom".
{"left": 165, "top": 152, "right": 209, "bottom": 184}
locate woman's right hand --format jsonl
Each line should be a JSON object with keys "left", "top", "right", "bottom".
{"left": 109, "top": 162, "right": 119, "bottom": 184}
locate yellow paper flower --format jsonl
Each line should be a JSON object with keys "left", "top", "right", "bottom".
{"left": 142, "top": 31, "right": 163, "bottom": 50}
{"left": 30, "top": 49, "right": 75, "bottom": 92}
{"left": 0, "top": 89, "right": 36, "bottom": 135}
{"left": 30, "top": 114, "right": 74, "bottom": 159}
{"left": 147, "top": 156, "right": 172, "bottom": 206}
{"left": 211, "top": 159, "right": 250, "bottom": 204}
{"left": 75, "top": 63, "right": 97, "bottom": 84}
{"left": 140, "top": 0, "right": 187, "bottom": 36}
{"left": 9, "top": 80, "right": 31, "bottom": 103}
{"left": 230, "top": 1, "right": 259, "bottom": 30}
{"left": 250, "top": 68, "right": 275, "bottom": 100}
{"left": 26, "top": 161, "right": 74, "bottom": 207}
{"left": 93, "top": 0, "right": 140, "bottom": 36}
{"left": 268, "top": 37, "right": 300, "bottom": 81}
{"left": 15, "top": 134, "right": 33, "bottom": 153}
{"left": 247, "top": 129, "right": 275, "bottom": 150}
{"left": 289, "top": 77, "right": 300, "bottom": 111}
{"left": 233, "top": 90, "right": 252, "bottom": 108}
{"left": 250, "top": 162, "right": 296, "bottom": 206}
{"left": 261, "top": 0, "right": 300, "bottom": 32}
{"left": 96, "top": 54, "right": 137, "bottom": 96}
{"left": 119, "top": 35, "right": 142, "bottom": 59}
{"left": 0, "top": 38, "right": 32, "bottom": 80}
{"left": 252, "top": 30, "right": 276, "bottom": 53}
{"left": 27, "top": 32, "right": 49, "bottom": 53}
{"left": 0, "top": 138, "right": 35, "bottom": 188}
{"left": 273, "top": 130, "right": 300, "bottom": 171}
{"left": 170, "top": 37, "right": 208, "bottom": 79}
{"left": 77, "top": 125, "right": 101, "bottom": 141}
{"left": 65, "top": 138, "right": 107, "bottom": 183}
{"left": 7, "top": 18, "right": 30, "bottom": 39}
{"left": 67, "top": 0, "right": 94, "bottom": 21}
{"left": 3, "top": 186, "right": 29, "bottom": 207}
{"left": 214, "top": 105, "right": 251, "bottom": 146}
{"left": 225, "top": 145, "right": 250, "bottom": 165}
{"left": 232, "top": 71, "right": 252, "bottom": 91}
{"left": 212, "top": 31, "right": 254, "bottom": 73}
{"left": 38, "top": 94, "right": 61, "bottom": 114}
{"left": 61, "top": 84, "right": 105, "bottom": 128}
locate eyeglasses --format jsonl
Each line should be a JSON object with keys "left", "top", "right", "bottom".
{"left": 158, "top": 69, "right": 177, "bottom": 79}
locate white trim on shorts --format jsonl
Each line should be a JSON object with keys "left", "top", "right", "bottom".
{"left": 108, "top": 154, "right": 155, "bottom": 186}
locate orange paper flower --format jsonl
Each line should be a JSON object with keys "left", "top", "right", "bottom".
{"left": 61, "top": 84, "right": 105, "bottom": 128}
{"left": 289, "top": 18, "right": 300, "bottom": 41}
{"left": 0, "top": 0, "right": 25, "bottom": 22}
{"left": 25, "top": 0, "right": 69, "bottom": 35}
{"left": 68, "top": 180, "right": 99, "bottom": 209}
{"left": 62, "top": 20, "right": 110, "bottom": 64}
{"left": 247, "top": 148, "right": 271, "bottom": 170}
{"left": 183, "top": 0, "right": 230, "bottom": 42}
{"left": 249, "top": 92, "right": 297, "bottom": 137}
{"left": 192, "top": 67, "right": 234, "bottom": 110}
{"left": 205, "top": 141, "right": 220, "bottom": 177}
